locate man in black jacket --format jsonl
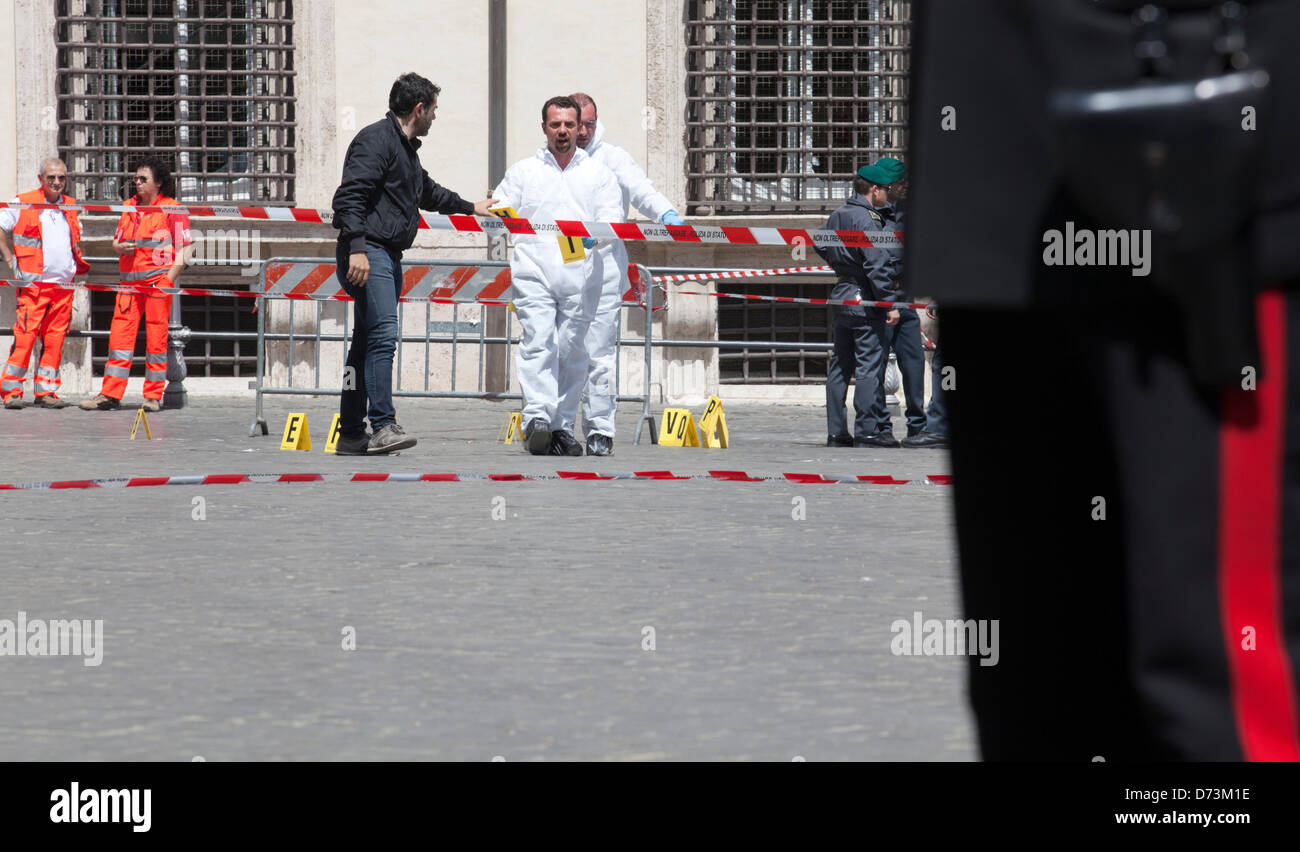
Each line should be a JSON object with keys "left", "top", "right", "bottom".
{"left": 818, "top": 161, "right": 903, "bottom": 449}
{"left": 331, "top": 72, "right": 493, "bottom": 455}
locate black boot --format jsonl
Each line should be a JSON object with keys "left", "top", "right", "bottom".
{"left": 549, "top": 430, "right": 583, "bottom": 456}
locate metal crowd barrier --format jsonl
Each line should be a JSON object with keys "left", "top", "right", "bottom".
{"left": 245, "top": 258, "right": 661, "bottom": 446}
{"left": 3, "top": 261, "right": 905, "bottom": 425}
{"left": 650, "top": 265, "right": 908, "bottom": 405}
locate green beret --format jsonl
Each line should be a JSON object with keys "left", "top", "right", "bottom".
{"left": 857, "top": 157, "right": 906, "bottom": 185}
{"left": 875, "top": 156, "right": 907, "bottom": 182}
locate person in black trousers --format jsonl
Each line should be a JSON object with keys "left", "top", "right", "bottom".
{"left": 819, "top": 160, "right": 906, "bottom": 448}
{"left": 871, "top": 161, "right": 929, "bottom": 442}
{"left": 908, "top": 0, "right": 1300, "bottom": 760}
{"left": 331, "top": 72, "right": 494, "bottom": 456}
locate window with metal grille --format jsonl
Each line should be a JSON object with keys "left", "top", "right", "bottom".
{"left": 717, "top": 278, "right": 832, "bottom": 383}
{"left": 55, "top": 0, "right": 296, "bottom": 204}
{"left": 56, "top": 0, "right": 292, "bottom": 378}
{"left": 88, "top": 290, "right": 259, "bottom": 378}
{"left": 685, "top": 0, "right": 911, "bottom": 214}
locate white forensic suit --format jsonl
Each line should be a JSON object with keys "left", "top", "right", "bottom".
{"left": 493, "top": 145, "right": 623, "bottom": 432}
{"left": 578, "top": 120, "right": 676, "bottom": 440}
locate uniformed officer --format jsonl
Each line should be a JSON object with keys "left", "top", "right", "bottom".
{"left": 909, "top": 0, "right": 1300, "bottom": 760}
{"left": 902, "top": 329, "right": 949, "bottom": 449}
{"left": 870, "top": 157, "right": 928, "bottom": 441}
{"left": 896, "top": 168, "right": 948, "bottom": 450}
{"left": 817, "top": 160, "right": 903, "bottom": 448}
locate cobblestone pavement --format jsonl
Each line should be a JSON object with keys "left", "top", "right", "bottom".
{"left": 0, "top": 396, "right": 971, "bottom": 761}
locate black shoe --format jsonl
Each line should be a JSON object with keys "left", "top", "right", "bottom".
{"left": 586, "top": 433, "right": 614, "bottom": 456}
{"left": 368, "top": 423, "right": 417, "bottom": 454}
{"left": 827, "top": 434, "right": 854, "bottom": 447}
{"left": 902, "top": 432, "right": 949, "bottom": 449}
{"left": 549, "top": 430, "right": 583, "bottom": 456}
{"left": 334, "top": 431, "right": 371, "bottom": 456}
{"left": 524, "top": 418, "right": 552, "bottom": 455}
{"left": 855, "top": 433, "right": 901, "bottom": 448}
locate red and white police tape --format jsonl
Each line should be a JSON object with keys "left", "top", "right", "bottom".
{"left": 0, "top": 260, "right": 659, "bottom": 306}
{"left": 0, "top": 201, "right": 904, "bottom": 250}
{"left": 0, "top": 277, "right": 264, "bottom": 301}
{"left": 654, "top": 264, "right": 834, "bottom": 282}
{"left": 681, "top": 289, "right": 936, "bottom": 311}
{"left": 0, "top": 276, "right": 936, "bottom": 312}
{"left": 0, "top": 471, "right": 954, "bottom": 491}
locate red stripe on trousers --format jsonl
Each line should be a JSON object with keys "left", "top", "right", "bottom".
{"left": 1219, "top": 287, "right": 1300, "bottom": 760}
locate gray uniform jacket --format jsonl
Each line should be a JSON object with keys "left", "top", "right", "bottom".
{"left": 816, "top": 195, "right": 901, "bottom": 319}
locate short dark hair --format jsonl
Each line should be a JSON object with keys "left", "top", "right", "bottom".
{"left": 133, "top": 155, "right": 175, "bottom": 197}
{"left": 853, "top": 176, "right": 873, "bottom": 197}
{"left": 389, "top": 73, "right": 441, "bottom": 117}
{"left": 542, "top": 95, "right": 580, "bottom": 123}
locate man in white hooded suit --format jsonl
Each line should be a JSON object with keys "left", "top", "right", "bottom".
{"left": 570, "top": 92, "right": 684, "bottom": 456}
{"left": 493, "top": 95, "right": 624, "bottom": 455}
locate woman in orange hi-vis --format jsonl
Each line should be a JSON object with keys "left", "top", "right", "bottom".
{"left": 80, "top": 157, "right": 192, "bottom": 412}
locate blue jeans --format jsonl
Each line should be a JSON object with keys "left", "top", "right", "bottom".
{"left": 337, "top": 242, "right": 402, "bottom": 436}
{"left": 826, "top": 310, "right": 888, "bottom": 440}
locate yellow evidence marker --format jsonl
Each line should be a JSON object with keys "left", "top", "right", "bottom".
{"left": 324, "top": 413, "right": 343, "bottom": 453}
{"left": 698, "top": 394, "right": 729, "bottom": 449}
{"left": 498, "top": 411, "right": 523, "bottom": 444}
{"left": 489, "top": 206, "right": 523, "bottom": 260}
{"left": 280, "top": 413, "right": 312, "bottom": 451}
{"left": 557, "top": 235, "right": 586, "bottom": 263}
{"left": 658, "top": 408, "right": 701, "bottom": 447}
{"left": 129, "top": 407, "right": 152, "bottom": 441}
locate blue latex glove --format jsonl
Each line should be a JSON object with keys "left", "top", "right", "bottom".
{"left": 660, "top": 210, "right": 686, "bottom": 226}
{"left": 581, "top": 237, "right": 596, "bottom": 250}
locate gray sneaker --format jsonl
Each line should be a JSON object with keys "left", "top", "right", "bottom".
{"left": 334, "top": 431, "right": 371, "bottom": 456}
{"left": 33, "top": 395, "right": 72, "bottom": 409}
{"left": 368, "top": 423, "right": 416, "bottom": 454}
{"left": 78, "top": 394, "right": 121, "bottom": 411}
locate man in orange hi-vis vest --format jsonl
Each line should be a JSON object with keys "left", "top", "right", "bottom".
{"left": 0, "top": 157, "right": 91, "bottom": 409}
{"left": 80, "top": 156, "right": 192, "bottom": 412}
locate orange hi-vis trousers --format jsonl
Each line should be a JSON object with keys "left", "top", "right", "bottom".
{"left": 1, "top": 285, "right": 74, "bottom": 402}
{"left": 100, "top": 285, "right": 170, "bottom": 401}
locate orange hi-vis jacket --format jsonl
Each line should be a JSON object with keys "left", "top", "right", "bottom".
{"left": 115, "top": 194, "right": 192, "bottom": 285}
{"left": 11, "top": 188, "right": 91, "bottom": 278}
